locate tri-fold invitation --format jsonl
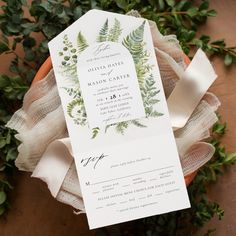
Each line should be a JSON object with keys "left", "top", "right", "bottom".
{"left": 49, "top": 10, "right": 190, "bottom": 229}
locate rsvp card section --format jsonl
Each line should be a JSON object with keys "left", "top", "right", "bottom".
{"left": 78, "top": 135, "right": 190, "bottom": 229}
{"left": 49, "top": 9, "right": 190, "bottom": 229}
{"left": 77, "top": 42, "right": 145, "bottom": 128}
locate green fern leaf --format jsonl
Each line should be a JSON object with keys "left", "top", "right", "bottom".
{"left": 142, "top": 74, "right": 163, "bottom": 118}
{"left": 131, "top": 120, "right": 146, "bottom": 128}
{"left": 107, "top": 18, "right": 122, "bottom": 42}
{"left": 115, "top": 122, "right": 129, "bottom": 135}
{"left": 67, "top": 98, "right": 84, "bottom": 118}
{"left": 59, "top": 34, "right": 78, "bottom": 80}
{"left": 122, "top": 21, "right": 146, "bottom": 64}
{"left": 150, "top": 111, "right": 163, "bottom": 117}
{"left": 97, "top": 19, "right": 108, "bottom": 42}
{"left": 122, "top": 21, "right": 150, "bottom": 86}
{"left": 62, "top": 87, "right": 81, "bottom": 99}
{"left": 77, "top": 31, "right": 88, "bottom": 53}
{"left": 91, "top": 127, "right": 100, "bottom": 139}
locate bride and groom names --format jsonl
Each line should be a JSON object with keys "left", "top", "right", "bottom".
{"left": 87, "top": 61, "right": 131, "bottom": 86}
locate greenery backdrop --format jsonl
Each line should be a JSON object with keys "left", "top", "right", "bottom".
{"left": 0, "top": 0, "right": 236, "bottom": 235}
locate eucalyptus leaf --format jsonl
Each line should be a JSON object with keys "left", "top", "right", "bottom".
{"left": 23, "top": 37, "right": 36, "bottom": 48}
{"left": 199, "top": 1, "right": 209, "bottom": 11}
{"left": 224, "top": 54, "right": 233, "bottom": 66}
{"left": 187, "top": 7, "right": 198, "bottom": 17}
{"left": 6, "top": 147, "right": 17, "bottom": 161}
{"left": 42, "top": 25, "right": 61, "bottom": 39}
{"left": 0, "top": 137, "right": 6, "bottom": 148}
{"left": 24, "top": 47, "right": 36, "bottom": 61}
{"left": 0, "top": 42, "right": 9, "bottom": 54}
{"left": 0, "top": 191, "right": 7, "bottom": 205}
{"left": 166, "top": 0, "right": 175, "bottom": 7}
{"left": 207, "top": 9, "right": 217, "bottom": 17}
{"left": 73, "top": 6, "right": 83, "bottom": 19}
{"left": 158, "top": 0, "right": 165, "bottom": 11}
{"left": 225, "top": 153, "right": 236, "bottom": 163}
{"left": 116, "top": 0, "right": 128, "bottom": 10}
{"left": 6, "top": 130, "right": 11, "bottom": 144}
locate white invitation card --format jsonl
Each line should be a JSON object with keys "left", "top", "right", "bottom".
{"left": 49, "top": 9, "right": 190, "bottom": 229}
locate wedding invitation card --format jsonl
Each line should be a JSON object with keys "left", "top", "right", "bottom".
{"left": 49, "top": 10, "right": 190, "bottom": 229}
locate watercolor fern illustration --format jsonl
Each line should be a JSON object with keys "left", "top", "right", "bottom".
{"left": 77, "top": 32, "right": 88, "bottom": 52}
{"left": 58, "top": 18, "right": 162, "bottom": 138}
{"left": 58, "top": 34, "right": 78, "bottom": 81}
{"left": 96, "top": 19, "right": 109, "bottom": 42}
{"left": 108, "top": 18, "right": 122, "bottom": 42}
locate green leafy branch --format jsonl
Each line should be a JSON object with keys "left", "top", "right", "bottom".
{"left": 0, "top": 125, "right": 18, "bottom": 216}
{"left": 100, "top": 0, "right": 236, "bottom": 67}
{"left": 141, "top": 74, "right": 163, "bottom": 118}
{"left": 187, "top": 36, "right": 236, "bottom": 66}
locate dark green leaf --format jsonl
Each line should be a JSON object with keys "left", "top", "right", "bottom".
{"left": 0, "top": 191, "right": 6, "bottom": 205}
{"left": 116, "top": 0, "right": 128, "bottom": 10}
{"left": 1, "top": 180, "right": 13, "bottom": 190}
{"left": 23, "top": 37, "right": 36, "bottom": 48}
{"left": 6, "top": 130, "right": 11, "bottom": 144}
{"left": 225, "top": 153, "right": 236, "bottom": 164}
{"left": 187, "top": 7, "right": 198, "bottom": 17}
{"left": 199, "top": 1, "right": 209, "bottom": 11}
{"left": 213, "top": 122, "right": 226, "bottom": 134}
{"left": 39, "top": 2, "right": 52, "bottom": 12}
{"left": 207, "top": 9, "right": 217, "bottom": 17}
{"left": 211, "top": 39, "right": 226, "bottom": 47}
{"left": 38, "top": 39, "right": 49, "bottom": 53}
{"left": 6, "top": 148, "right": 17, "bottom": 161}
{"left": 24, "top": 48, "right": 36, "bottom": 61}
{"left": 11, "top": 14, "right": 22, "bottom": 24}
{"left": 224, "top": 54, "right": 233, "bottom": 66}
{"left": 0, "top": 34, "right": 9, "bottom": 45}
{"left": 21, "top": 23, "right": 38, "bottom": 35}
{"left": 6, "top": 22, "right": 21, "bottom": 34}
{"left": 42, "top": 25, "right": 60, "bottom": 39}
{"left": 73, "top": 6, "right": 82, "bottom": 20}
{"left": 200, "top": 35, "right": 210, "bottom": 43}
{"left": 165, "top": 0, "right": 175, "bottom": 7}
{"left": 176, "top": 1, "right": 191, "bottom": 11}
{"left": 0, "top": 137, "right": 6, "bottom": 148}
{"left": 157, "top": 0, "right": 165, "bottom": 10}
{"left": 0, "top": 42, "right": 9, "bottom": 54}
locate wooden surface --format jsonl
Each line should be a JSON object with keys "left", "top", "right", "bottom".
{"left": 0, "top": 1, "right": 236, "bottom": 235}
{"left": 196, "top": 1, "right": 236, "bottom": 235}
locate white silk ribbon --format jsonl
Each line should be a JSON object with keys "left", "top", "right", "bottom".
{"left": 167, "top": 49, "right": 217, "bottom": 130}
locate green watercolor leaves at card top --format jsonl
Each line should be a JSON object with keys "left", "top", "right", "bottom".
{"left": 58, "top": 18, "right": 163, "bottom": 138}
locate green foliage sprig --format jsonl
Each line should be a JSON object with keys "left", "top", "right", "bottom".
{"left": 0, "top": 0, "right": 235, "bottom": 235}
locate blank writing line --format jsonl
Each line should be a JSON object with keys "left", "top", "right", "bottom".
{"left": 92, "top": 166, "right": 174, "bottom": 186}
